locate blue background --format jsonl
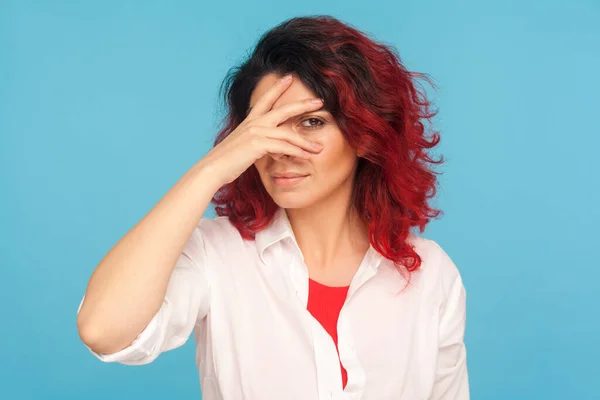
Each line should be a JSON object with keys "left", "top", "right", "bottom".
{"left": 1, "top": 1, "right": 598, "bottom": 399}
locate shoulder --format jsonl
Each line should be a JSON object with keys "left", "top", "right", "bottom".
{"left": 180, "top": 215, "right": 248, "bottom": 267}
{"left": 193, "top": 215, "right": 247, "bottom": 254}
{"left": 405, "top": 234, "right": 464, "bottom": 301}
{"left": 197, "top": 215, "right": 241, "bottom": 239}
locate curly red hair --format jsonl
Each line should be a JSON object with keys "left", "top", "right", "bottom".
{"left": 211, "top": 15, "right": 444, "bottom": 276}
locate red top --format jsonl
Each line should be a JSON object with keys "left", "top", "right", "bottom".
{"left": 306, "top": 278, "right": 350, "bottom": 389}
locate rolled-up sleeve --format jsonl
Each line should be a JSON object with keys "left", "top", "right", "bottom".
{"left": 77, "top": 222, "right": 211, "bottom": 365}
{"left": 429, "top": 252, "right": 470, "bottom": 399}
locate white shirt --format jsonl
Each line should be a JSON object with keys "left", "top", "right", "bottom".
{"left": 78, "top": 206, "right": 469, "bottom": 400}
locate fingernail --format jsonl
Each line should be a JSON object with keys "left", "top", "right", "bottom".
{"left": 311, "top": 98, "right": 323, "bottom": 104}
{"left": 312, "top": 141, "right": 323, "bottom": 148}
{"left": 280, "top": 75, "right": 292, "bottom": 83}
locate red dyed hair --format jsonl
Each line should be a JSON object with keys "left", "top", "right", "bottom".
{"left": 211, "top": 15, "right": 444, "bottom": 276}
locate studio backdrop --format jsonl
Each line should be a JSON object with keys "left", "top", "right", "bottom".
{"left": 1, "top": 1, "right": 598, "bottom": 399}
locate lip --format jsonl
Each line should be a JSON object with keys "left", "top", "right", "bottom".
{"left": 272, "top": 172, "right": 308, "bottom": 178}
{"left": 272, "top": 174, "right": 309, "bottom": 187}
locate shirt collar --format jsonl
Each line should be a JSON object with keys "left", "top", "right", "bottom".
{"left": 255, "top": 206, "right": 385, "bottom": 270}
{"left": 255, "top": 206, "right": 295, "bottom": 264}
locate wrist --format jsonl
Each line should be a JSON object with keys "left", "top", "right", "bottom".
{"left": 189, "top": 159, "right": 227, "bottom": 191}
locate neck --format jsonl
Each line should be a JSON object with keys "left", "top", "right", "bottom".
{"left": 285, "top": 184, "right": 369, "bottom": 272}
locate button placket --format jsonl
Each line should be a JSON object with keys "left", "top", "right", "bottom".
{"left": 290, "top": 254, "right": 308, "bottom": 306}
{"left": 311, "top": 320, "right": 345, "bottom": 399}
{"left": 336, "top": 249, "right": 378, "bottom": 399}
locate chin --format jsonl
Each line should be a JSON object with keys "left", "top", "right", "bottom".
{"left": 271, "top": 196, "right": 313, "bottom": 210}
{"left": 269, "top": 191, "right": 315, "bottom": 209}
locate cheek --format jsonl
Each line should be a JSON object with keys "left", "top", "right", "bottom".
{"left": 253, "top": 157, "right": 267, "bottom": 175}
{"left": 318, "top": 134, "right": 354, "bottom": 164}
{"left": 312, "top": 139, "right": 357, "bottom": 179}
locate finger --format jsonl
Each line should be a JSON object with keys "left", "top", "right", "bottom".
{"left": 246, "top": 74, "right": 294, "bottom": 119}
{"left": 260, "top": 126, "right": 323, "bottom": 154}
{"left": 271, "top": 152, "right": 285, "bottom": 161}
{"left": 261, "top": 138, "right": 313, "bottom": 160}
{"left": 261, "top": 97, "right": 324, "bottom": 127}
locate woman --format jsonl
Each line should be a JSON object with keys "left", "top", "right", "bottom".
{"left": 77, "top": 15, "right": 469, "bottom": 400}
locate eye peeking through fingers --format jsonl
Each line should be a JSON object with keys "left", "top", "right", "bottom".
{"left": 300, "top": 118, "right": 325, "bottom": 129}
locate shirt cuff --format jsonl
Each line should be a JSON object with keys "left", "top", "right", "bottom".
{"left": 77, "top": 295, "right": 161, "bottom": 365}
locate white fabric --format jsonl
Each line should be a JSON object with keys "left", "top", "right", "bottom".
{"left": 78, "top": 206, "right": 469, "bottom": 399}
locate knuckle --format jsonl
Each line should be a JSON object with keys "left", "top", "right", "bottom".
{"left": 260, "top": 112, "right": 277, "bottom": 126}
{"left": 246, "top": 124, "right": 260, "bottom": 136}
{"left": 249, "top": 134, "right": 263, "bottom": 149}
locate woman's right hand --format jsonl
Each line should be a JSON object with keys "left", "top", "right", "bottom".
{"left": 201, "top": 75, "right": 325, "bottom": 185}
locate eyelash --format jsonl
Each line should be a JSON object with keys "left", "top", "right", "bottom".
{"left": 300, "top": 117, "right": 325, "bottom": 129}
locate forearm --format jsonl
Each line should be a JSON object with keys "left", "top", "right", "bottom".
{"left": 76, "top": 160, "right": 223, "bottom": 354}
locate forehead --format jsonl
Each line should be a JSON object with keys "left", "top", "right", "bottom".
{"left": 249, "top": 73, "right": 318, "bottom": 110}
